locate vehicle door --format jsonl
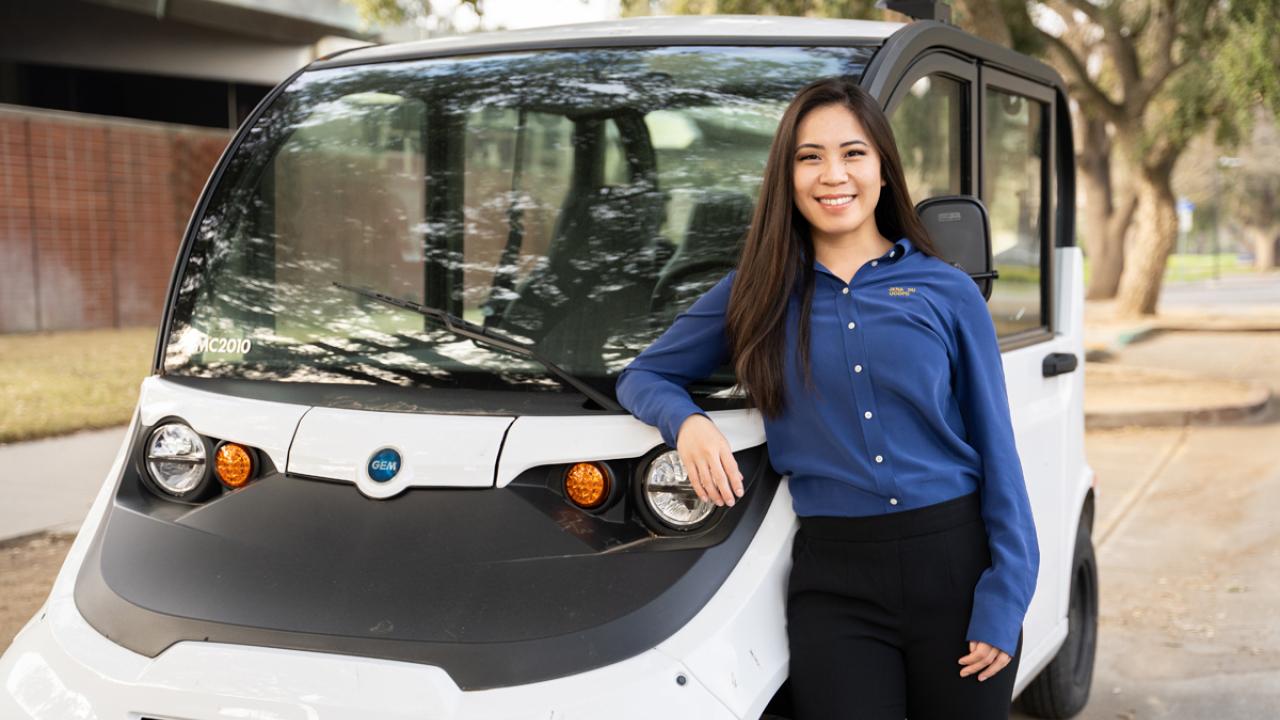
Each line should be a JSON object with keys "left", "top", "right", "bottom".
{"left": 885, "top": 53, "right": 1071, "bottom": 659}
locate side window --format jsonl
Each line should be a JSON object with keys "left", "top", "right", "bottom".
{"left": 983, "top": 85, "right": 1047, "bottom": 337}
{"left": 891, "top": 73, "right": 965, "bottom": 201}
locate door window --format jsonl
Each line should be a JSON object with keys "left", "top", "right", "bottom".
{"left": 983, "top": 86, "right": 1047, "bottom": 337}
{"left": 891, "top": 73, "right": 965, "bottom": 201}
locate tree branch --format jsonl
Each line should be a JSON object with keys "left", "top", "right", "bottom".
{"left": 1058, "top": 0, "right": 1105, "bottom": 26}
{"left": 1037, "top": 28, "right": 1124, "bottom": 124}
{"left": 1137, "top": 0, "right": 1178, "bottom": 108}
{"left": 1105, "top": 7, "right": 1144, "bottom": 109}
{"left": 1062, "top": 0, "right": 1146, "bottom": 112}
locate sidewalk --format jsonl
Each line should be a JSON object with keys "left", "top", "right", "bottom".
{"left": 1085, "top": 363, "right": 1271, "bottom": 429}
{"left": 1082, "top": 299, "right": 1278, "bottom": 429}
{"left": 0, "top": 426, "right": 126, "bottom": 543}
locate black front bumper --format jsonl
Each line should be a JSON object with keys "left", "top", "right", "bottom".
{"left": 74, "top": 431, "right": 779, "bottom": 691}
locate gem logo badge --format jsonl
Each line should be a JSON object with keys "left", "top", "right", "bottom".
{"left": 367, "top": 448, "right": 402, "bottom": 483}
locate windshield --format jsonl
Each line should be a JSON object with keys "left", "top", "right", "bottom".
{"left": 163, "top": 45, "right": 874, "bottom": 397}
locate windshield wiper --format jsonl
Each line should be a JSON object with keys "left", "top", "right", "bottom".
{"left": 333, "top": 282, "right": 622, "bottom": 412}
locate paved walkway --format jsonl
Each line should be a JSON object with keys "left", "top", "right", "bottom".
{"left": 0, "top": 426, "right": 127, "bottom": 542}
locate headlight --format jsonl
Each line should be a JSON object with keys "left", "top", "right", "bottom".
{"left": 642, "top": 450, "right": 715, "bottom": 530}
{"left": 145, "top": 423, "right": 209, "bottom": 497}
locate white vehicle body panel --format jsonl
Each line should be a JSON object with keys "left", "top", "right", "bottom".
{"left": 138, "top": 376, "right": 309, "bottom": 471}
{"left": 289, "top": 407, "right": 515, "bottom": 497}
{"left": 496, "top": 408, "right": 767, "bottom": 488}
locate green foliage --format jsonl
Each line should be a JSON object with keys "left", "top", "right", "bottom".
{"left": 1131, "top": 0, "right": 1280, "bottom": 164}
{"left": 1206, "top": 0, "right": 1280, "bottom": 149}
{"left": 996, "top": 0, "right": 1042, "bottom": 56}
{"left": 1027, "top": 0, "right": 1280, "bottom": 169}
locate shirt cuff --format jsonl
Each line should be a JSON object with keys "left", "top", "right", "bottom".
{"left": 965, "top": 595, "right": 1025, "bottom": 657}
{"left": 659, "top": 406, "right": 709, "bottom": 449}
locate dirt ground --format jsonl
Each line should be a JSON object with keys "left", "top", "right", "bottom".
{"left": 0, "top": 533, "right": 73, "bottom": 649}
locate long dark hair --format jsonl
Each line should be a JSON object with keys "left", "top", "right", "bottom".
{"left": 724, "top": 77, "right": 939, "bottom": 419}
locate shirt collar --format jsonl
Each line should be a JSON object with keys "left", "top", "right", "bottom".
{"left": 811, "top": 236, "right": 914, "bottom": 277}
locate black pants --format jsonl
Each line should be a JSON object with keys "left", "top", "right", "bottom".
{"left": 786, "top": 491, "right": 1023, "bottom": 720}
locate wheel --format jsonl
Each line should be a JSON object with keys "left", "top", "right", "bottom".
{"left": 1018, "top": 509, "right": 1098, "bottom": 718}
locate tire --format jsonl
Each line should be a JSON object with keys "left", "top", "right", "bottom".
{"left": 1018, "top": 511, "right": 1098, "bottom": 718}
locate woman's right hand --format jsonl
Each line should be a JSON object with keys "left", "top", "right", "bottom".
{"left": 675, "top": 413, "right": 745, "bottom": 507}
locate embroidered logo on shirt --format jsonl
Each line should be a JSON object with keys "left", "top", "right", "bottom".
{"left": 888, "top": 286, "right": 917, "bottom": 297}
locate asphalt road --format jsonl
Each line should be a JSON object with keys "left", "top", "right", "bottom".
{"left": 1158, "top": 272, "right": 1280, "bottom": 315}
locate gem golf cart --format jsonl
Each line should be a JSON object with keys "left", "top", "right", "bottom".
{"left": 0, "top": 12, "right": 1097, "bottom": 720}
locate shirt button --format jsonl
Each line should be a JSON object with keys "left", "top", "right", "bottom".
{"left": 854, "top": 364, "right": 863, "bottom": 373}
{"left": 864, "top": 411, "right": 873, "bottom": 419}
{"left": 842, "top": 287, "right": 849, "bottom": 295}
{"left": 875, "top": 455, "right": 884, "bottom": 464}
{"left": 890, "top": 497, "right": 899, "bottom": 505}
{"left": 847, "top": 322, "right": 856, "bottom": 330}
{"left": 871, "top": 260, "right": 878, "bottom": 267}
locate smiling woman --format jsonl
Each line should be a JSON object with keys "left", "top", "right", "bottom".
{"left": 791, "top": 103, "right": 891, "bottom": 278}
{"left": 615, "top": 77, "right": 1039, "bottom": 720}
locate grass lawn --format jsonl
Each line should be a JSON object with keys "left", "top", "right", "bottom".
{"left": 0, "top": 327, "right": 155, "bottom": 444}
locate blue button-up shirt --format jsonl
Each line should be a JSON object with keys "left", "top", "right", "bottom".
{"left": 615, "top": 236, "right": 1039, "bottom": 655}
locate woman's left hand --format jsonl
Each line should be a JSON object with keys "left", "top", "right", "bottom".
{"left": 958, "top": 641, "right": 1011, "bottom": 681}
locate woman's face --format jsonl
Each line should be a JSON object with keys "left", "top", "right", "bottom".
{"left": 791, "top": 102, "right": 886, "bottom": 243}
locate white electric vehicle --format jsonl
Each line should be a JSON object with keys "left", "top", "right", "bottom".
{"left": 1, "top": 11, "right": 1097, "bottom": 720}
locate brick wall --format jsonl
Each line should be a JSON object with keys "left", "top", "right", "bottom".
{"left": 0, "top": 105, "right": 230, "bottom": 333}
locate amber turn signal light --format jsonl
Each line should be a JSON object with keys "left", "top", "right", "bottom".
{"left": 564, "top": 462, "right": 610, "bottom": 509}
{"left": 214, "top": 442, "right": 255, "bottom": 488}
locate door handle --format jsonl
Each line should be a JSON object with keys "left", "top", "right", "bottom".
{"left": 1042, "top": 352, "right": 1078, "bottom": 377}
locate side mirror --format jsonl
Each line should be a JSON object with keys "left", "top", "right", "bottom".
{"left": 914, "top": 195, "right": 998, "bottom": 301}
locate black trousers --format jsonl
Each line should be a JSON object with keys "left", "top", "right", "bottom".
{"left": 786, "top": 491, "right": 1023, "bottom": 720}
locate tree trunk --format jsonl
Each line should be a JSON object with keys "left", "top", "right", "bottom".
{"left": 1114, "top": 168, "right": 1180, "bottom": 317}
{"left": 1246, "top": 224, "right": 1279, "bottom": 268}
{"left": 1078, "top": 117, "right": 1131, "bottom": 299}
{"left": 1241, "top": 177, "right": 1278, "bottom": 269}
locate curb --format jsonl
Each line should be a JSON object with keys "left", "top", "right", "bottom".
{"left": 1083, "top": 324, "right": 1160, "bottom": 363}
{"left": 1086, "top": 316, "right": 1280, "bottom": 355}
{"left": 1085, "top": 371, "right": 1274, "bottom": 430}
